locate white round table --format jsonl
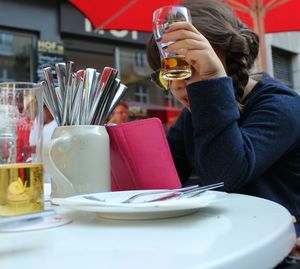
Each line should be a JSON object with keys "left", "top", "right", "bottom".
{"left": 0, "top": 192, "right": 296, "bottom": 269}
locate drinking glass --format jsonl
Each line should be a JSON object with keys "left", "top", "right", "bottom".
{"left": 0, "top": 82, "right": 44, "bottom": 216}
{"left": 153, "top": 6, "right": 192, "bottom": 80}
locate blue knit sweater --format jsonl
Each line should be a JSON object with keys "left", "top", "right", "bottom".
{"left": 167, "top": 73, "right": 300, "bottom": 235}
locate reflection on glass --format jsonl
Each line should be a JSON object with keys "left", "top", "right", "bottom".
{"left": 119, "top": 48, "right": 183, "bottom": 129}
{"left": 0, "top": 32, "right": 33, "bottom": 82}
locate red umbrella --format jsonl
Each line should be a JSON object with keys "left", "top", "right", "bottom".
{"left": 69, "top": 0, "right": 300, "bottom": 71}
{"left": 225, "top": 0, "right": 300, "bottom": 71}
{"left": 69, "top": 0, "right": 181, "bottom": 32}
{"left": 226, "top": 0, "right": 300, "bottom": 33}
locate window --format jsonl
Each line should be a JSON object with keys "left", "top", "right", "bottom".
{"left": 0, "top": 30, "right": 36, "bottom": 82}
{"left": 118, "top": 48, "right": 182, "bottom": 127}
{"left": 119, "top": 48, "right": 169, "bottom": 106}
{"left": 135, "top": 85, "right": 149, "bottom": 103}
{"left": 63, "top": 38, "right": 114, "bottom": 72}
{"left": 164, "top": 90, "right": 181, "bottom": 108}
{"left": 272, "top": 46, "right": 295, "bottom": 88}
{"left": 119, "top": 49, "right": 151, "bottom": 84}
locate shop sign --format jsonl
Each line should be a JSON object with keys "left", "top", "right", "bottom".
{"left": 38, "top": 40, "right": 64, "bottom": 55}
{"left": 84, "top": 19, "right": 139, "bottom": 41}
{"left": 36, "top": 40, "right": 64, "bottom": 84}
{"left": 60, "top": 3, "right": 150, "bottom": 45}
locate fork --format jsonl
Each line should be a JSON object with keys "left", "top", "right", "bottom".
{"left": 121, "top": 184, "right": 200, "bottom": 203}
{"left": 83, "top": 182, "right": 224, "bottom": 204}
{"left": 83, "top": 185, "right": 199, "bottom": 204}
{"left": 145, "top": 182, "right": 224, "bottom": 203}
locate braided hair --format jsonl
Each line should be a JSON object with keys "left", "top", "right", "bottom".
{"left": 146, "top": 0, "right": 259, "bottom": 106}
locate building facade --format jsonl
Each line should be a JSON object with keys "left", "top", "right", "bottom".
{"left": 0, "top": 0, "right": 182, "bottom": 129}
{"left": 266, "top": 32, "right": 300, "bottom": 94}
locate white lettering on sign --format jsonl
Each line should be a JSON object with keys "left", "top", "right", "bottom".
{"left": 111, "top": 30, "right": 129, "bottom": 38}
{"left": 84, "top": 19, "right": 93, "bottom": 32}
{"left": 38, "top": 40, "right": 64, "bottom": 55}
{"left": 84, "top": 19, "right": 138, "bottom": 40}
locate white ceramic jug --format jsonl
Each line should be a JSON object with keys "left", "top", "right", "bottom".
{"left": 43, "top": 125, "right": 111, "bottom": 198}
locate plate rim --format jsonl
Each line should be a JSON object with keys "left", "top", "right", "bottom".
{"left": 51, "top": 190, "right": 226, "bottom": 215}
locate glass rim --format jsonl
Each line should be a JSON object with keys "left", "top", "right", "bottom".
{"left": 153, "top": 5, "right": 187, "bottom": 13}
{"left": 150, "top": 69, "right": 170, "bottom": 91}
{"left": 153, "top": 5, "right": 190, "bottom": 21}
{"left": 0, "top": 82, "right": 42, "bottom": 90}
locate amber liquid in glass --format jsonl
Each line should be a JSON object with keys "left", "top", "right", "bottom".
{"left": 0, "top": 163, "right": 44, "bottom": 216}
{"left": 161, "top": 55, "right": 192, "bottom": 80}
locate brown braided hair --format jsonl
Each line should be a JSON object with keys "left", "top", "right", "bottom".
{"left": 146, "top": 0, "right": 259, "bottom": 105}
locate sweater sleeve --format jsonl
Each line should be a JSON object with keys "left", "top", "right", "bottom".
{"left": 187, "top": 77, "right": 300, "bottom": 191}
{"left": 167, "top": 110, "right": 193, "bottom": 184}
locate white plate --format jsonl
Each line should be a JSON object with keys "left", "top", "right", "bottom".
{"left": 52, "top": 190, "right": 226, "bottom": 220}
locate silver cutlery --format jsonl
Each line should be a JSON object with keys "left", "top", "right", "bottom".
{"left": 42, "top": 62, "right": 127, "bottom": 126}
{"left": 121, "top": 184, "right": 200, "bottom": 204}
{"left": 144, "top": 182, "right": 224, "bottom": 203}
{"left": 106, "top": 83, "right": 128, "bottom": 119}
{"left": 91, "top": 67, "right": 118, "bottom": 125}
{"left": 99, "top": 78, "right": 120, "bottom": 125}
{"left": 43, "top": 67, "right": 62, "bottom": 125}
{"left": 83, "top": 185, "right": 199, "bottom": 204}
{"left": 83, "top": 182, "right": 224, "bottom": 204}
{"left": 55, "top": 62, "right": 67, "bottom": 121}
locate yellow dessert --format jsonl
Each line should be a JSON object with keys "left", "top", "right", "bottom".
{"left": 7, "top": 178, "right": 30, "bottom": 206}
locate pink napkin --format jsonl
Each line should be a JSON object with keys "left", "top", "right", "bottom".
{"left": 106, "top": 117, "right": 181, "bottom": 191}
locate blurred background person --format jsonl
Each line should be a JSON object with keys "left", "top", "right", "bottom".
{"left": 42, "top": 105, "right": 57, "bottom": 183}
{"left": 42, "top": 104, "right": 57, "bottom": 146}
{"left": 108, "top": 101, "right": 129, "bottom": 124}
{"left": 30, "top": 104, "right": 57, "bottom": 183}
{"left": 16, "top": 98, "right": 36, "bottom": 163}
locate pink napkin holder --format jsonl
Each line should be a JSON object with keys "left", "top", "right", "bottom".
{"left": 106, "top": 117, "right": 181, "bottom": 191}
